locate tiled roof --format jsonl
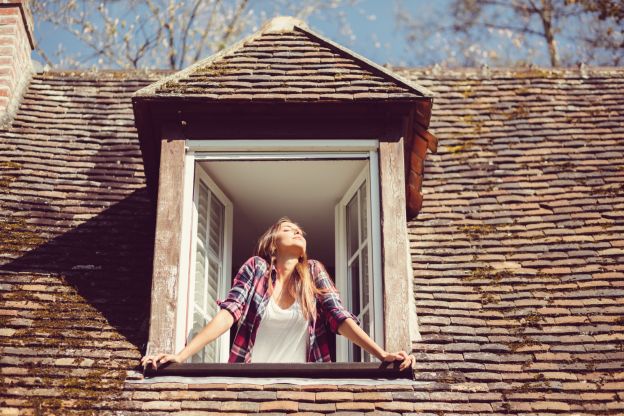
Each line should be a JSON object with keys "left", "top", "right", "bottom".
{"left": 404, "top": 67, "right": 624, "bottom": 414}
{"left": 1, "top": 67, "right": 623, "bottom": 414}
{"left": 135, "top": 18, "right": 431, "bottom": 101}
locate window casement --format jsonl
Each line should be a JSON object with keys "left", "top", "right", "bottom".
{"left": 174, "top": 140, "right": 384, "bottom": 363}
{"left": 334, "top": 163, "right": 383, "bottom": 363}
{"left": 179, "top": 166, "right": 232, "bottom": 363}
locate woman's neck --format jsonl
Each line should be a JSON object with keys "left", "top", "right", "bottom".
{"left": 275, "top": 255, "right": 299, "bottom": 282}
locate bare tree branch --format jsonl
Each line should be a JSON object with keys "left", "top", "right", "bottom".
{"left": 396, "top": 0, "right": 624, "bottom": 67}
{"left": 217, "top": 0, "right": 250, "bottom": 51}
{"left": 178, "top": 0, "right": 203, "bottom": 67}
{"left": 33, "top": 0, "right": 358, "bottom": 69}
{"left": 192, "top": 0, "right": 222, "bottom": 63}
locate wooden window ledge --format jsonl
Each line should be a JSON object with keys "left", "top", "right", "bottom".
{"left": 143, "top": 362, "right": 414, "bottom": 380}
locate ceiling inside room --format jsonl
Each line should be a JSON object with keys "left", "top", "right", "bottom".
{"left": 199, "top": 158, "right": 367, "bottom": 274}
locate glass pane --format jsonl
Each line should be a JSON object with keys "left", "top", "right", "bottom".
{"left": 207, "top": 259, "right": 220, "bottom": 316}
{"left": 193, "top": 182, "right": 209, "bottom": 315}
{"left": 349, "top": 258, "right": 360, "bottom": 316}
{"left": 190, "top": 312, "right": 215, "bottom": 363}
{"left": 362, "top": 310, "right": 370, "bottom": 362}
{"left": 209, "top": 197, "right": 224, "bottom": 256}
{"left": 361, "top": 244, "right": 369, "bottom": 311}
{"left": 194, "top": 248, "right": 205, "bottom": 308}
{"left": 190, "top": 313, "right": 205, "bottom": 363}
{"left": 190, "top": 176, "right": 225, "bottom": 363}
{"left": 352, "top": 343, "right": 361, "bottom": 362}
{"left": 346, "top": 194, "right": 359, "bottom": 258}
{"left": 197, "top": 182, "right": 209, "bottom": 236}
{"left": 359, "top": 182, "right": 367, "bottom": 244}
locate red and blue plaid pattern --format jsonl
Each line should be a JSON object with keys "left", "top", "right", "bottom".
{"left": 217, "top": 256, "right": 360, "bottom": 363}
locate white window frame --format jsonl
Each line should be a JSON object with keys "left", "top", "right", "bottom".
{"left": 334, "top": 155, "right": 383, "bottom": 362}
{"left": 176, "top": 162, "right": 233, "bottom": 363}
{"left": 176, "top": 139, "right": 383, "bottom": 362}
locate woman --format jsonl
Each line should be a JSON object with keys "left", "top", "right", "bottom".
{"left": 141, "top": 217, "right": 414, "bottom": 370}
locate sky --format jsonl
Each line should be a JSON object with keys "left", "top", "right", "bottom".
{"left": 303, "top": 0, "right": 450, "bottom": 66}
{"left": 32, "top": 0, "right": 456, "bottom": 70}
{"left": 32, "top": 0, "right": 602, "bottom": 70}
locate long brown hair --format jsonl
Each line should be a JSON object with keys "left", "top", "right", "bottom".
{"left": 255, "top": 217, "right": 327, "bottom": 321}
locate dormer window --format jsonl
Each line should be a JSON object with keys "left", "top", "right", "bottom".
{"left": 132, "top": 16, "right": 436, "bottom": 371}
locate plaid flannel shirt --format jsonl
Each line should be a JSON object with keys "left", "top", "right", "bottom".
{"left": 217, "top": 256, "right": 360, "bottom": 363}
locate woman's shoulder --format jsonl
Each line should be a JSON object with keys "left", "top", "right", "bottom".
{"left": 307, "top": 260, "right": 336, "bottom": 293}
{"left": 306, "top": 258, "right": 321, "bottom": 268}
{"left": 237, "top": 256, "right": 270, "bottom": 276}
{"left": 307, "top": 259, "right": 328, "bottom": 278}
{"left": 245, "top": 255, "right": 268, "bottom": 264}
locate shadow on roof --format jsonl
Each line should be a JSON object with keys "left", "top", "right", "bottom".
{"left": 0, "top": 188, "right": 155, "bottom": 352}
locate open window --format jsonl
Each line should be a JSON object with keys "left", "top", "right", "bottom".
{"left": 175, "top": 140, "right": 382, "bottom": 363}
{"left": 334, "top": 164, "right": 383, "bottom": 362}
{"left": 182, "top": 167, "right": 233, "bottom": 363}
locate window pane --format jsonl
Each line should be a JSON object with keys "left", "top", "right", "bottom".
{"left": 352, "top": 345, "right": 362, "bottom": 362}
{"left": 190, "top": 177, "right": 225, "bottom": 363}
{"left": 197, "top": 183, "right": 209, "bottom": 249}
{"left": 194, "top": 182, "right": 209, "bottom": 316}
{"left": 362, "top": 310, "right": 371, "bottom": 362}
{"left": 207, "top": 260, "right": 219, "bottom": 317}
{"left": 359, "top": 181, "right": 367, "bottom": 244}
{"left": 189, "top": 312, "right": 216, "bottom": 363}
{"left": 346, "top": 193, "right": 359, "bottom": 258}
{"left": 349, "top": 258, "right": 360, "bottom": 316}
{"left": 209, "top": 197, "right": 224, "bottom": 256}
{"left": 194, "top": 248, "right": 205, "bottom": 308}
{"left": 361, "top": 244, "right": 369, "bottom": 312}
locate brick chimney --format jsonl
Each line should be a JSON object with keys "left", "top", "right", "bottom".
{"left": 0, "top": 0, "right": 34, "bottom": 125}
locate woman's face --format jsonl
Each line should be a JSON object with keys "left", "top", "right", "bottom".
{"left": 274, "top": 221, "right": 306, "bottom": 257}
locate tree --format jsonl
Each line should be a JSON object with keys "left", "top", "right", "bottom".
{"left": 568, "top": 0, "right": 624, "bottom": 23}
{"left": 32, "top": 0, "right": 356, "bottom": 70}
{"left": 396, "top": 0, "right": 624, "bottom": 67}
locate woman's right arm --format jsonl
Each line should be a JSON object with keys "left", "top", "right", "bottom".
{"left": 141, "top": 257, "right": 261, "bottom": 370}
{"left": 141, "top": 309, "right": 234, "bottom": 370}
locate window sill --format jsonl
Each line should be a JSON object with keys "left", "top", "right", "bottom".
{"left": 143, "top": 362, "right": 414, "bottom": 380}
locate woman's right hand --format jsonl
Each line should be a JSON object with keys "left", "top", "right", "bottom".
{"left": 140, "top": 353, "right": 182, "bottom": 370}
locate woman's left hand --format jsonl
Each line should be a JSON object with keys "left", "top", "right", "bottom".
{"left": 380, "top": 350, "right": 414, "bottom": 371}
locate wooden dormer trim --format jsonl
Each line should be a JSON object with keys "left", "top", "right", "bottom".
{"left": 146, "top": 137, "right": 186, "bottom": 356}
{"left": 379, "top": 139, "right": 413, "bottom": 354}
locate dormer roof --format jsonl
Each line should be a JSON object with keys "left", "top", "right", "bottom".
{"left": 134, "top": 16, "right": 433, "bottom": 102}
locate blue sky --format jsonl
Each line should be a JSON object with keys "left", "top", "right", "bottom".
{"left": 304, "top": 0, "right": 445, "bottom": 66}
{"left": 33, "top": 0, "right": 596, "bottom": 69}
{"left": 33, "top": 0, "right": 454, "bottom": 69}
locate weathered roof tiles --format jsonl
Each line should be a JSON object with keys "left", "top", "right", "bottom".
{"left": 1, "top": 68, "right": 624, "bottom": 414}
{"left": 136, "top": 17, "right": 432, "bottom": 101}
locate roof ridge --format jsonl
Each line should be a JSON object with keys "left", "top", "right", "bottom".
{"left": 261, "top": 16, "right": 308, "bottom": 33}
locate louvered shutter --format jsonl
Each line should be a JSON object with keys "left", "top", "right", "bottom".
{"left": 187, "top": 175, "right": 227, "bottom": 363}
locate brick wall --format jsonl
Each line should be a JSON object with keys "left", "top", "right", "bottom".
{"left": 0, "top": 0, "right": 33, "bottom": 124}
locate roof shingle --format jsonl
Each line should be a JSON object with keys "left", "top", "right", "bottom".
{"left": 135, "top": 18, "right": 431, "bottom": 101}
{"left": 1, "top": 67, "right": 623, "bottom": 414}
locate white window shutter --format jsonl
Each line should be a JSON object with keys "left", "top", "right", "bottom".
{"left": 188, "top": 176, "right": 226, "bottom": 363}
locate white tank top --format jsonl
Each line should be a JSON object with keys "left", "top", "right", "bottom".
{"left": 250, "top": 296, "right": 308, "bottom": 363}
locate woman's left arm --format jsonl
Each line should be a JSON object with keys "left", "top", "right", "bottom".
{"left": 337, "top": 318, "right": 414, "bottom": 371}
{"left": 311, "top": 259, "right": 414, "bottom": 371}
